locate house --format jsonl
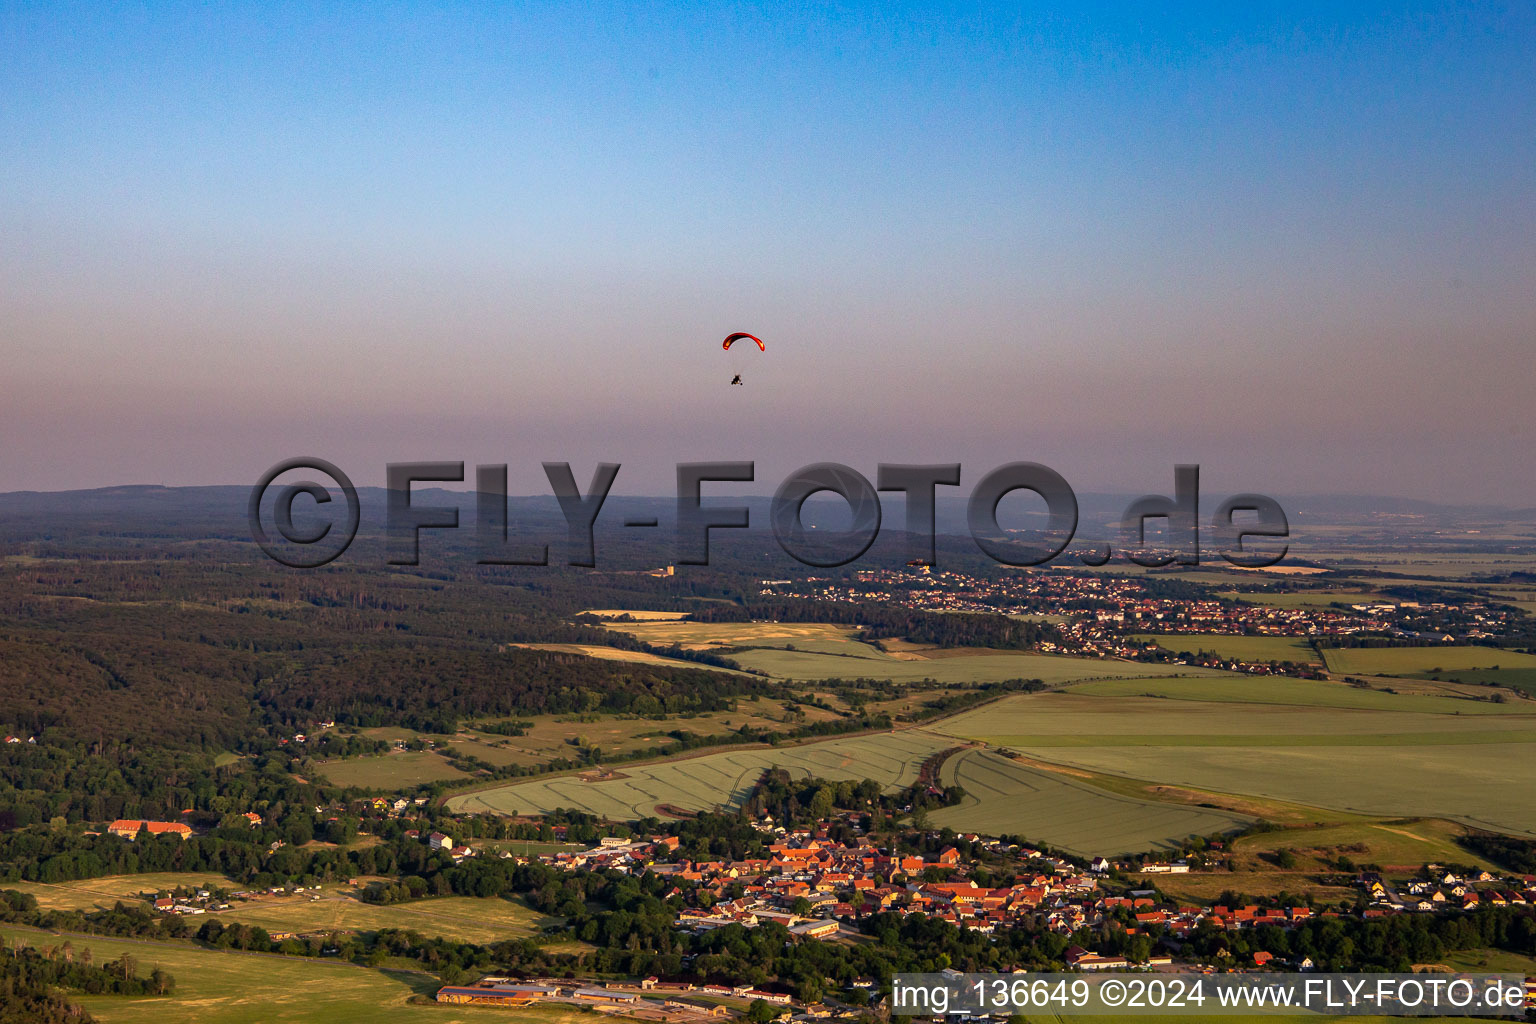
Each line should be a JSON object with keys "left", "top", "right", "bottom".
{"left": 1253, "top": 952, "right": 1274, "bottom": 967}
{"left": 243, "top": 812, "right": 263, "bottom": 827}
{"left": 428, "top": 831, "right": 452, "bottom": 851}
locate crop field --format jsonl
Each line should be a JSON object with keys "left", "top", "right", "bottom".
{"left": 926, "top": 749, "right": 1250, "bottom": 854}
{"left": 447, "top": 730, "right": 955, "bottom": 819}
{"left": 1134, "top": 633, "right": 1320, "bottom": 664}
{"left": 316, "top": 750, "right": 469, "bottom": 789}
{"left": 1321, "top": 644, "right": 1536, "bottom": 678}
{"left": 933, "top": 682, "right": 1536, "bottom": 836}
{"left": 581, "top": 609, "right": 692, "bottom": 620}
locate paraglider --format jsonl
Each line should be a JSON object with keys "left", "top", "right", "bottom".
{"left": 723, "top": 332, "right": 763, "bottom": 385}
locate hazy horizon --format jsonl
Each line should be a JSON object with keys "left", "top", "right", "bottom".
{"left": 4, "top": 5, "right": 1533, "bottom": 503}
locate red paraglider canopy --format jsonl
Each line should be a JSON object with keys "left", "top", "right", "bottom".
{"left": 722, "top": 332, "right": 765, "bottom": 352}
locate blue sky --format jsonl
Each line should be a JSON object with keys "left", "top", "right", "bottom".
{"left": 2, "top": 3, "right": 1533, "bottom": 501}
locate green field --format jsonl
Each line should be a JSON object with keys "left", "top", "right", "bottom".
{"left": 926, "top": 748, "right": 1250, "bottom": 854}
{"left": 729, "top": 647, "right": 1214, "bottom": 684}
{"left": 214, "top": 892, "right": 564, "bottom": 946}
{"left": 447, "top": 730, "right": 955, "bottom": 818}
{"left": 1065, "top": 675, "right": 1520, "bottom": 714}
{"left": 6, "top": 876, "right": 573, "bottom": 947}
{"left": 7, "top": 874, "right": 236, "bottom": 912}
{"left": 1410, "top": 666, "right": 1536, "bottom": 696}
{"left": 1225, "top": 818, "right": 1495, "bottom": 872}
{"left": 0, "top": 926, "right": 452, "bottom": 1024}
{"left": 1134, "top": 633, "right": 1320, "bottom": 664}
{"left": 606, "top": 617, "right": 1223, "bottom": 684}
{"left": 352, "top": 698, "right": 849, "bottom": 775}
{"left": 932, "top": 680, "right": 1536, "bottom": 836}
{"left": 316, "top": 750, "right": 470, "bottom": 790}
{"left": 1321, "top": 645, "right": 1536, "bottom": 677}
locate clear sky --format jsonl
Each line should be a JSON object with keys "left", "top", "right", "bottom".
{"left": 2, "top": 3, "right": 1533, "bottom": 502}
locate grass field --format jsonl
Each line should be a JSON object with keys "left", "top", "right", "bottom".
{"left": 1410, "top": 666, "right": 1536, "bottom": 696}
{"left": 1320, "top": 645, "right": 1536, "bottom": 677}
{"left": 6, "top": 874, "right": 235, "bottom": 912}
{"left": 511, "top": 642, "right": 756, "bottom": 675}
{"left": 447, "top": 730, "right": 955, "bottom": 819}
{"left": 926, "top": 748, "right": 1250, "bottom": 854}
{"left": 1064, "top": 675, "right": 1521, "bottom": 714}
{"left": 214, "top": 892, "right": 564, "bottom": 946}
{"left": 0, "top": 926, "right": 605, "bottom": 1024}
{"left": 316, "top": 750, "right": 470, "bottom": 789}
{"left": 5, "top": 877, "right": 574, "bottom": 947}
{"left": 1134, "top": 633, "right": 1320, "bottom": 664}
{"left": 1438, "top": 947, "right": 1536, "bottom": 975}
{"left": 933, "top": 681, "right": 1536, "bottom": 836}
{"left": 1223, "top": 818, "right": 1494, "bottom": 872}
{"left": 605, "top": 617, "right": 1224, "bottom": 684}
{"left": 730, "top": 647, "right": 1218, "bottom": 684}
{"left": 602, "top": 620, "right": 864, "bottom": 650}
{"left": 379, "top": 700, "right": 847, "bottom": 770}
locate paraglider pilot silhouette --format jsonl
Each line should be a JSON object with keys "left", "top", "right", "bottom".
{"left": 722, "top": 332, "right": 764, "bottom": 385}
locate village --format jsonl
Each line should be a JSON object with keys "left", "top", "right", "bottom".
{"left": 762, "top": 567, "right": 1524, "bottom": 672}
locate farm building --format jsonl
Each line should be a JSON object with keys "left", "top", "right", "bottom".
{"left": 436, "top": 984, "right": 560, "bottom": 1006}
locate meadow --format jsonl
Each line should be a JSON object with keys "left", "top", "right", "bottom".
{"left": 5, "top": 876, "right": 575, "bottom": 947}
{"left": 511, "top": 642, "right": 757, "bottom": 675}
{"left": 447, "top": 730, "right": 955, "bottom": 818}
{"left": 1320, "top": 644, "right": 1536, "bottom": 686}
{"left": 316, "top": 750, "right": 470, "bottom": 789}
{"left": 6, "top": 873, "right": 235, "bottom": 912}
{"left": 0, "top": 925, "right": 457, "bottom": 1024}
{"left": 933, "top": 679, "right": 1536, "bottom": 836}
{"left": 348, "top": 699, "right": 848, "bottom": 772}
{"left": 605, "top": 617, "right": 1225, "bottom": 684}
{"left": 926, "top": 748, "right": 1250, "bottom": 854}
{"left": 214, "top": 892, "right": 563, "bottom": 946}
{"left": 1133, "top": 633, "right": 1320, "bottom": 664}
{"left": 1222, "top": 818, "right": 1494, "bottom": 872}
